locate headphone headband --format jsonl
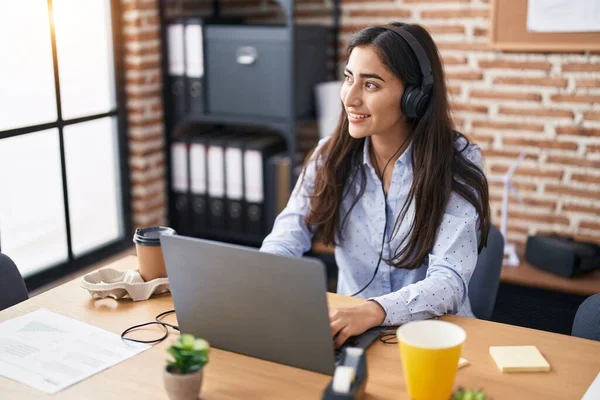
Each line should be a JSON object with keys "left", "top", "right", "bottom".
{"left": 381, "top": 24, "right": 434, "bottom": 93}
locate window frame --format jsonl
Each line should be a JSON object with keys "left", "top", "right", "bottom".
{"left": 0, "top": 0, "right": 132, "bottom": 292}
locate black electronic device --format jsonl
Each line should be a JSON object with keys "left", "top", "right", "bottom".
{"left": 525, "top": 234, "right": 600, "bottom": 278}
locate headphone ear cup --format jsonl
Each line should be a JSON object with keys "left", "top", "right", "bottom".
{"left": 414, "top": 92, "right": 430, "bottom": 119}
{"left": 401, "top": 86, "right": 419, "bottom": 120}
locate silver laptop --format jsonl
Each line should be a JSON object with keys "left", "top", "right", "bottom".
{"left": 160, "top": 234, "right": 337, "bottom": 374}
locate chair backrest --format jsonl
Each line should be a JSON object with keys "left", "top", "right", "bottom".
{"left": 468, "top": 225, "right": 504, "bottom": 320}
{"left": 572, "top": 293, "right": 600, "bottom": 341}
{"left": 0, "top": 252, "right": 29, "bottom": 311}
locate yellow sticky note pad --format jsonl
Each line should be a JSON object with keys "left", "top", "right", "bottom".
{"left": 458, "top": 357, "right": 469, "bottom": 368}
{"left": 489, "top": 346, "right": 551, "bottom": 373}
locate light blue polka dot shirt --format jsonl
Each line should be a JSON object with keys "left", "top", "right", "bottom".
{"left": 260, "top": 135, "right": 482, "bottom": 325}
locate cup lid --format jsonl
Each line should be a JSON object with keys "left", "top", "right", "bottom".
{"left": 133, "top": 226, "right": 176, "bottom": 246}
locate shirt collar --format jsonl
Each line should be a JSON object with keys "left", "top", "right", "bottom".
{"left": 362, "top": 136, "right": 413, "bottom": 172}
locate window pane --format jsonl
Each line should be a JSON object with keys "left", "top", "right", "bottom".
{"left": 53, "top": 0, "right": 116, "bottom": 120}
{"left": 64, "top": 118, "right": 122, "bottom": 256}
{"left": 0, "top": 0, "right": 57, "bottom": 131}
{"left": 0, "top": 130, "right": 68, "bottom": 277}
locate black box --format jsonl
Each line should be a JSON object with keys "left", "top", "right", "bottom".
{"left": 525, "top": 234, "right": 600, "bottom": 278}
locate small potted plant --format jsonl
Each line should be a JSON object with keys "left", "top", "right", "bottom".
{"left": 452, "top": 387, "right": 491, "bottom": 400}
{"left": 163, "top": 334, "right": 210, "bottom": 400}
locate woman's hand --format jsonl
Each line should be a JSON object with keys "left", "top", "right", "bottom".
{"left": 329, "top": 300, "right": 386, "bottom": 348}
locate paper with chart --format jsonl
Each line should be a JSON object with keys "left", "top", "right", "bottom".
{"left": 0, "top": 308, "right": 150, "bottom": 394}
{"left": 527, "top": 0, "right": 600, "bottom": 33}
{"left": 583, "top": 372, "right": 600, "bottom": 400}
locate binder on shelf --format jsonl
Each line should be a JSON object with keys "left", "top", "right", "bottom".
{"left": 243, "top": 135, "right": 286, "bottom": 236}
{"left": 275, "top": 155, "right": 292, "bottom": 214}
{"left": 206, "top": 132, "right": 247, "bottom": 233}
{"left": 167, "top": 21, "right": 186, "bottom": 124}
{"left": 173, "top": 124, "right": 220, "bottom": 235}
{"left": 170, "top": 137, "right": 190, "bottom": 234}
{"left": 184, "top": 18, "right": 204, "bottom": 115}
{"left": 189, "top": 135, "right": 209, "bottom": 234}
{"left": 224, "top": 134, "right": 251, "bottom": 234}
{"left": 265, "top": 153, "right": 291, "bottom": 234}
{"left": 190, "top": 129, "right": 228, "bottom": 234}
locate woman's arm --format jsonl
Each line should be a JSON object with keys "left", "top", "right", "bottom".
{"left": 259, "top": 138, "right": 328, "bottom": 258}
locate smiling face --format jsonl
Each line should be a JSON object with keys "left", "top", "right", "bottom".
{"left": 340, "top": 45, "right": 407, "bottom": 140}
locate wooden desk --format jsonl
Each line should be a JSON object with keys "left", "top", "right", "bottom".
{"left": 2, "top": 255, "right": 600, "bottom": 399}
{"left": 313, "top": 242, "right": 600, "bottom": 296}
{"left": 500, "top": 259, "right": 600, "bottom": 297}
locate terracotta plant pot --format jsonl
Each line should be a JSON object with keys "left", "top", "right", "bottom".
{"left": 163, "top": 366, "right": 204, "bottom": 400}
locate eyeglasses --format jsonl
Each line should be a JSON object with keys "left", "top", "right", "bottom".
{"left": 379, "top": 328, "right": 399, "bottom": 345}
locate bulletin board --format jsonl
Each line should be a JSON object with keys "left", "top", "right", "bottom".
{"left": 489, "top": 0, "right": 600, "bottom": 52}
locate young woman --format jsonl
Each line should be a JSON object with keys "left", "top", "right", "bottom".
{"left": 260, "top": 22, "right": 490, "bottom": 348}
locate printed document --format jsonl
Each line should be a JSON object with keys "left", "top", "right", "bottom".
{"left": 0, "top": 308, "right": 150, "bottom": 394}
{"left": 583, "top": 372, "right": 600, "bottom": 400}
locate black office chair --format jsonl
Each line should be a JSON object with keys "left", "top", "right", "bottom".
{"left": 0, "top": 252, "right": 29, "bottom": 311}
{"left": 572, "top": 293, "right": 600, "bottom": 342}
{"left": 468, "top": 225, "right": 505, "bottom": 320}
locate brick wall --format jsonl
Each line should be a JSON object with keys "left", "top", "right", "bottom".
{"left": 120, "top": 0, "right": 600, "bottom": 251}
{"left": 122, "top": 0, "right": 166, "bottom": 228}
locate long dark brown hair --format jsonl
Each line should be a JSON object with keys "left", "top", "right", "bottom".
{"left": 304, "top": 22, "right": 490, "bottom": 269}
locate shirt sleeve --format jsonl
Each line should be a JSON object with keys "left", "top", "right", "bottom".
{"left": 259, "top": 138, "right": 329, "bottom": 258}
{"left": 369, "top": 143, "right": 484, "bottom": 326}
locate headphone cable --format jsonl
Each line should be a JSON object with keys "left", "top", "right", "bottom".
{"left": 120, "top": 309, "right": 179, "bottom": 345}
{"left": 350, "top": 135, "right": 410, "bottom": 297}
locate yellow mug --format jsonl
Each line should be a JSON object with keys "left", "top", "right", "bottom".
{"left": 396, "top": 320, "right": 466, "bottom": 400}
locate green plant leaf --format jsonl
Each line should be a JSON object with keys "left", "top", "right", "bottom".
{"left": 166, "top": 334, "right": 211, "bottom": 374}
{"left": 167, "top": 347, "right": 180, "bottom": 359}
{"left": 193, "top": 339, "right": 209, "bottom": 351}
{"left": 181, "top": 334, "right": 195, "bottom": 348}
{"left": 452, "top": 387, "right": 490, "bottom": 400}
